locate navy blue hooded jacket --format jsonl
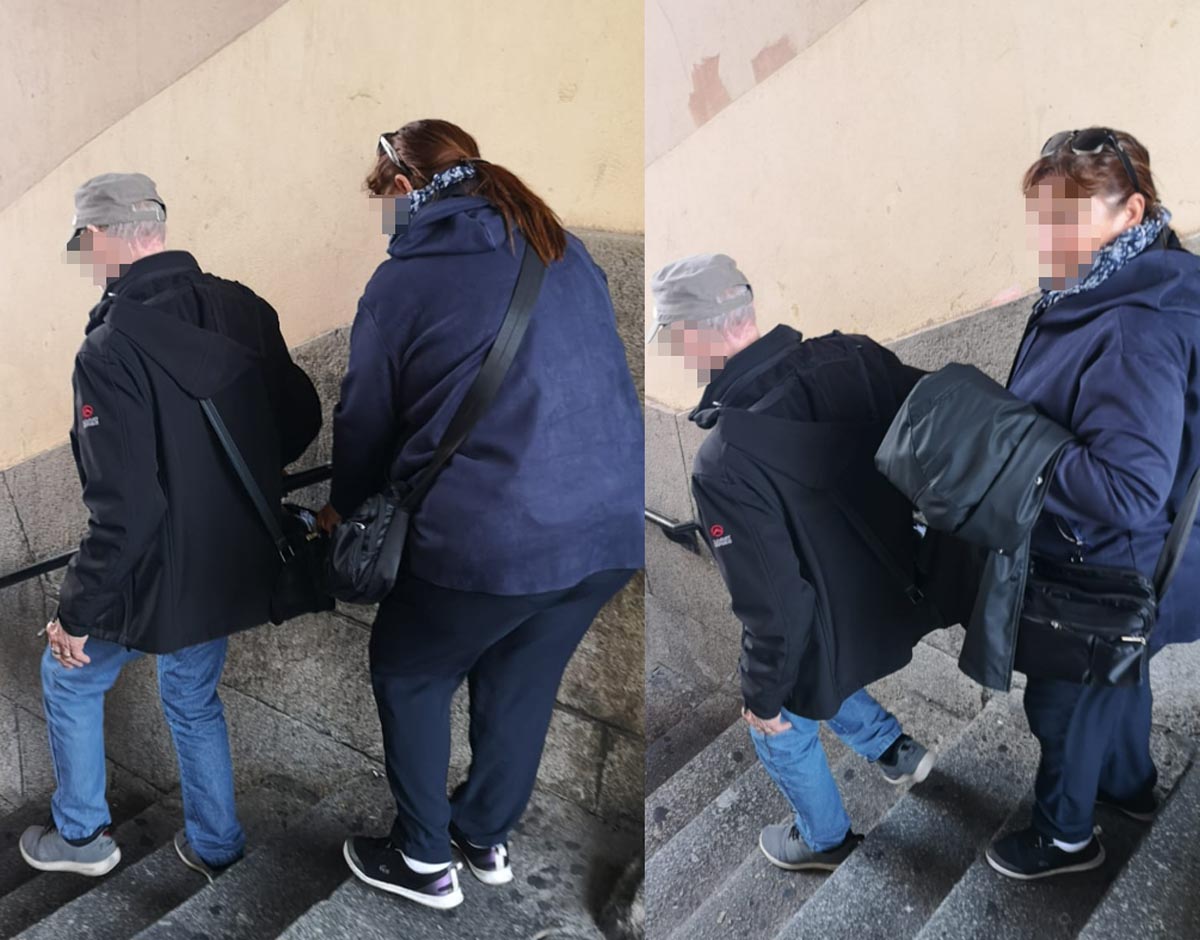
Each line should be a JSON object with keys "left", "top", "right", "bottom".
{"left": 330, "top": 195, "right": 644, "bottom": 595}
{"left": 1008, "top": 229, "right": 1200, "bottom": 649}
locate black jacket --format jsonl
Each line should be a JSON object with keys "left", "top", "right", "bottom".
{"left": 690, "top": 326, "right": 946, "bottom": 720}
{"left": 875, "top": 363, "right": 1074, "bottom": 689}
{"left": 56, "top": 251, "right": 321, "bottom": 653}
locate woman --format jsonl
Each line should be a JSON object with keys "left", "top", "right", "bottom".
{"left": 985, "top": 128, "right": 1200, "bottom": 880}
{"left": 320, "top": 120, "right": 643, "bottom": 909}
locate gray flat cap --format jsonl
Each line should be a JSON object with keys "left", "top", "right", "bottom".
{"left": 647, "top": 253, "right": 753, "bottom": 343}
{"left": 66, "top": 173, "right": 166, "bottom": 250}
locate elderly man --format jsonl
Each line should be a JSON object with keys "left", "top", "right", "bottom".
{"left": 20, "top": 173, "right": 320, "bottom": 880}
{"left": 648, "top": 253, "right": 944, "bottom": 871}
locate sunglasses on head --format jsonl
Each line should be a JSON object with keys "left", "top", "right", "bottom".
{"left": 1040, "top": 128, "right": 1141, "bottom": 196}
{"left": 377, "top": 133, "right": 415, "bottom": 177}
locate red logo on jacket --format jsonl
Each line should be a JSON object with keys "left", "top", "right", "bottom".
{"left": 81, "top": 405, "right": 95, "bottom": 419}
{"left": 710, "top": 524, "right": 725, "bottom": 538}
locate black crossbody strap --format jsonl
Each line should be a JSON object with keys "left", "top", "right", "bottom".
{"left": 1153, "top": 465, "right": 1200, "bottom": 598}
{"left": 400, "top": 241, "right": 546, "bottom": 511}
{"left": 199, "top": 398, "right": 294, "bottom": 563}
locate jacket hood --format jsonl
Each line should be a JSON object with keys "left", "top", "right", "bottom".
{"left": 386, "top": 194, "right": 510, "bottom": 261}
{"left": 691, "top": 326, "right": 888, "bottom": 488}
{"left": 689, "top": 325, "right": 804, "bottom": 428}
{"left": 715, "top": 410, "right": 887, "bottom": 490}
{"left": 96, "top": 252, "right": 259, "bottom": 399}
{"left": 1033, "top": 229, "right": 1200, "bottom": 329}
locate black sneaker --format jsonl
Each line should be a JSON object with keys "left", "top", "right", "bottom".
{"left": 343, "top": 836, "right": 464, "bottom": 909}
{"left": 450, "top": 823, "right": 513, "bottom": 886}
{"left": 1097, "top": 788, "right": 1158, "bottom": 822}
{"left": 758, "top": 823, "right": 863, "bottom": 871}
{"left": 173, "top": 831, "right": 241, "bottom": 885}
{"left": 985, "top": 827, "right": 1106, "bottom": 880}
{"left": 877, "top": 734, "right": 935, "bottom": 785}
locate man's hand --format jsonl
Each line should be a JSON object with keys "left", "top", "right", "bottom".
{"left": 742, "top": 707, "right": 792, "bottom": 735}
{"left": 46, "top": 620, "right": 90, "bottom": 669}
{"left": 316, "top": 504, "right": 342, "bottom": 535}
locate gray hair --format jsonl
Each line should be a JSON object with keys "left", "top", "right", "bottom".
{"left": 100, "top": 200, "right": 166, "bottom": 246}
{"left": 700, "top": 284, "right": 756, "bottom": 336}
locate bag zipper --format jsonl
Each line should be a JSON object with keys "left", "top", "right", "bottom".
{"left": 1022, "top": 614, "right": 1148, "bottom": 645}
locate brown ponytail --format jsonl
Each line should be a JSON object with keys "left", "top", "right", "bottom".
{"left": 368, "top": 119, "right": 567, "bottom": 265}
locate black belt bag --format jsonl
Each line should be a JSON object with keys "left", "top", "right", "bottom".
{"left": 325, "top": 242, "right": 546, "bottom": 605}
{"left": 1014, "top": 468, "right": 1200, "bottom": 686}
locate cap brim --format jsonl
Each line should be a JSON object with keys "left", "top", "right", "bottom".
{"left": 645, "top": 320, "right": 664, "bottom": 345}
{"left": 65, "top": 229, "right": 83, "bottom": 252}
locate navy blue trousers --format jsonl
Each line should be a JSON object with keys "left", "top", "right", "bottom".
{"left": 1023, "top": 674, "right": 1157, "bottom": 843}
{"left": 368, "top": 566, "right": 635, "bottom": 863}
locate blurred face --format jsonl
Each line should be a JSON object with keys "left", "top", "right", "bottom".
{"left": 657, "top": 320, "right": 730, "bottom": 386}
{"left": 373, "top": 173, "right": 416, "bottom": 234}
{"left": 1025, "top": 177, "right": 1144, "bottom": 290}
{"left": 68, "top": 226, "right": 146, "bottom": 287}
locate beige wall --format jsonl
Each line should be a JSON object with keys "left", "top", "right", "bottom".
{"left": 0, "top": 0, "right": 643, "bottom": 470}
{"left": 646, "top": 0, "right": 1200, "bottom": 411}
{"left": 0, "top": 0, "right": 289, "bottom": 213}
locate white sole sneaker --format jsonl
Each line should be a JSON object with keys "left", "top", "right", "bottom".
{"left": 451, "top": 838, "right": 514, "bottom": 885}
{"left": 984, "top": 841, "right": 1106, "bottom": 881}
{"left": 342, "top": 840, "right": 464, "bottom": 909}
{"left": 757, "top": 831, "right": 844, "bottom": 871}
{"left": 19, "top": 840, "right": 120, "bottom": 877}
{"left": 883, "top": 749, "right": 936, "bottom": 786}
{"left": 461, "top": 856, "right": 515, "bottom": 885}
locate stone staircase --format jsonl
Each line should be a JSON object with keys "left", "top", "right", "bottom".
{"left": 0, "top": 770, "right": 637, "bottom": 939}
{"left": 644, "top": 622, "right": 1200, "bottom": 940}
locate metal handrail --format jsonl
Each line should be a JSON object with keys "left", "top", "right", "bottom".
{"left": 0, "top": 463, "right": 333, "bottom": 592}
{"left": 645, "top": 508, "right": 702, "bottom": 554}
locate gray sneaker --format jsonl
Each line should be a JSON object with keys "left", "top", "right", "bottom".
{"left": 877, "top": 734, "right": 935, "bottom": 785}
{"left": 173, "top": 830, "right": 241, "bottom": 884}
{"left": 19, "top": 823, "right": 121, "bottom": 876}
{"left": 758, "top": 823, "right": 863, "bottom": 871}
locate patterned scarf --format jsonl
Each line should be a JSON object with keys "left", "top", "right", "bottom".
{"left": 1034, "top": 207, "right": 1171, "bottom": 316}
{"left": 409, "top": 162, "right": 478, "bottom": 217}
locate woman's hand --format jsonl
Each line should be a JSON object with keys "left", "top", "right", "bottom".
{"left": 317, "top": 504, "right": 342, "bottom": 534}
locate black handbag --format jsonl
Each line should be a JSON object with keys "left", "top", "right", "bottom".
{"left": 326, "top": 241, "right": 546, "bottom": 604}
{"left": 1014, "top": 467, "right": 1200, "bottom": 685}
{"left": 200, "top": 398, "right": 336, "bottom": 624}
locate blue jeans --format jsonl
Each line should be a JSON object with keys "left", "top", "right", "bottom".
{"left": 40, "top": 636, "right": 244, "bottom": 865}
{"left": 749, "top": 690, "right": 902, "bottom": 852}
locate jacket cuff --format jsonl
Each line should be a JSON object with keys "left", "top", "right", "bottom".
{"left": 743, "top": 695, "right": 784, "bottom": 722}
{"left": 56, "top": 608, "right": 87, "bottom": 637}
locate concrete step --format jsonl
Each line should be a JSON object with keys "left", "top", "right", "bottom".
{"left": 645, "top": 639, "right": 980, "bottom": 864}
{"left": 0, "top": 798, "right": 179, "bottom": 938}
{"left": 1077, "top": 756, "right": 1200, "bottom": 940}
{"left": 646, "top": 715, "right": 754, "bottom": 859}
{"left": 772, "top": 693, "right": 1039, "bottom": 940}
{"left": 279, "top": 784, "right": 637, "bottom": 940}
{"left": 659, "top": 645, "right": 979, "bottom": 940}
{"left": 128, "top": 773, "right": 389, "bottom": 940}
{"left": 913, "top": 729, "right": 1196, "bottom": 940}
{"left": 13, "top": 779, "right": 321, "bottom": 940}
{"left": 0, "top": 766, "right": 157, "bottom": 905}
{"left": 645, "top": 668, "right": 741, "bottom": 796}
